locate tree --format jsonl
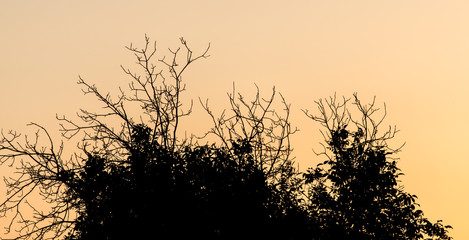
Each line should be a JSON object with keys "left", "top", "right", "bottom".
{"left": 303, "top": 94, "right": 452, "bottom": 239}
{"left": 0, "top": 36, "right": 452, "bottom": 240}
{"left": 0, "top": 36, "right": 308, "bottom": 239}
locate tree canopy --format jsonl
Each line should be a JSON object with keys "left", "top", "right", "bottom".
{"left": 0, "top": 37, "right": 451, "bottom": 240}
{"left": 303, "top": 95, "right": 451, "bottom": 239}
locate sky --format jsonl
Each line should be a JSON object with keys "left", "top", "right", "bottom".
{"left": 1, "top": 0, "right": 468, "bottom": 238}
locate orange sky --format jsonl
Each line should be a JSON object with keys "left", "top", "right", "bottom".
{"left": 1, "top": 1, "right": 468, "bottom": 238}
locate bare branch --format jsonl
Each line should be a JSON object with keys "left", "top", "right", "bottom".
{"left": 200, "top": 85, "right": 298, "bottom": 187}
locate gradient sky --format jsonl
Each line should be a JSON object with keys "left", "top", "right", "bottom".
{"left": 1, "top": 1, "right": 468, "bottom": 238}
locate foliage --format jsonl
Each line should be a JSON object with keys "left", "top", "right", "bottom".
{"left": 66, "top": 128, "right": 308, "bottom": 239}
{"left": 303, "top": 94, "right": 452, "bottom": 239}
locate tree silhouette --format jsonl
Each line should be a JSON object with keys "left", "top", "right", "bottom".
{"left": 303, "top": 94, "right": 452, "bottom": 239}
{"left": 0, "top": 37, "right": 309, "bottom": 239}
{"left": 0, "top": 37, "right": 451, "bottom": 239}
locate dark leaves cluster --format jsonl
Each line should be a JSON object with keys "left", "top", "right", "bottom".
{"left": 303, "top": 95, "right": 452, "bottom": 239}
{"left": 65, "top": 129, "right": 308, "bottom": 239}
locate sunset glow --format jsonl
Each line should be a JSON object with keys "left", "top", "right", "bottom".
{"left": 1, "top": 1, "right": 468, "bottom": 238}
